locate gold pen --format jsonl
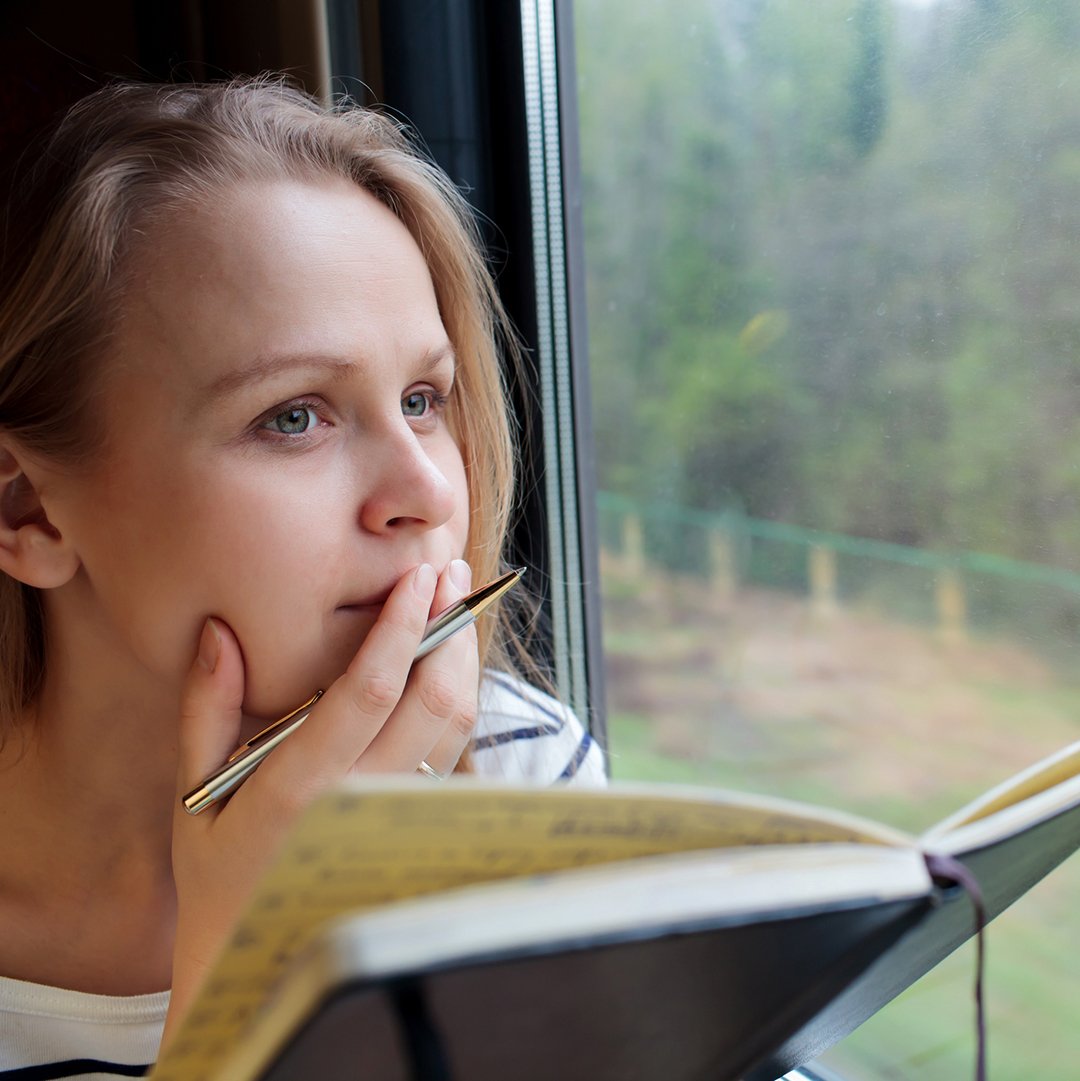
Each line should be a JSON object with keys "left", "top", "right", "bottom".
{"left": 182, "top": 566, "right": 525, "bottom": 815}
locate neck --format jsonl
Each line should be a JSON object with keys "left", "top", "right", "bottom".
{"left": 0, "top": 654, "right": 181, "bottom": 898}
{"left": 29, "top": 683, "right": 178, "bottom": 845}
{"left": 29, "top": 610, "right": 181, "bottom": 840}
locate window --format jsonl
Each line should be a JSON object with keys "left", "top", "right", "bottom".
{"left": 575, "top": 0, "right": 1080, "bottom": 1077}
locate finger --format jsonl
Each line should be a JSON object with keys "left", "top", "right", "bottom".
{"left": 354, "top": 632, "right": 478, "bottom": 775}
{"left": 431, "top": 557, "right": 472, "bottom": 617}
{"left": 416, "top": 558, "right": 479, "bottom": 773}
{"left": 357, "top": 560, "right": 479, "bottom": 775}
{"left": 253, "top": 562, "right": 437, "bottom": 795}
{"left": 175, "top": 618, "right": 246, "bottom": 810}
{"left": 412, "top": 622, "right": 480, "bottom": 776}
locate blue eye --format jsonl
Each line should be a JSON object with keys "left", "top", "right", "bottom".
{"left": 266, "top": 405, "right": 318, "bottom": 435}
{"left": 402, "top": 392, "right": 430, "bottom": 417}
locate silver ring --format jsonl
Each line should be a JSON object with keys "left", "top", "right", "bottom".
{"left": 416, "top": 759, "right": 444, "bottom": 780}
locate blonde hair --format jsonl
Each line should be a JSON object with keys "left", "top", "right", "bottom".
{"left": 0, "top": 78, "right": 521, "bottom": 735}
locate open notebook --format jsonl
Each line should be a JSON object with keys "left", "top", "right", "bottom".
{"left": 152, "top": 739, "right": 1080, "bottom": 1081}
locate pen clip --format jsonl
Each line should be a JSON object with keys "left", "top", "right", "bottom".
{"left": 226, "top": 689, "right": 325, "bottom": 763}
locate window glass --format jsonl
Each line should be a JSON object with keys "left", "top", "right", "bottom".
{"left": 574, "top": 1, "right": 1080, "bottom": 1076}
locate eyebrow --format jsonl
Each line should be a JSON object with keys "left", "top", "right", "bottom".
{"left": 200, "top": 342, "right": 456, "bottom": 400}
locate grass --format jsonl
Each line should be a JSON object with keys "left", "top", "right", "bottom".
{"left": 600, "top": 574, "right": 1080, "bottom": 1081}
{"left": 823, "top": 866, "right": 1080, "bottom": 1079}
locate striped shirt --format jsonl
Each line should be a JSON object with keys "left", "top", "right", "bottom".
{"left": 0, "top": 673, "right": 606, "bottom": 1079}
{"left": 472, "top": 670, "right": 607, "bottom": 786}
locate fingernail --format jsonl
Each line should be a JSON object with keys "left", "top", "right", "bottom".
{"left": 197, "top": 618, "right": 222, "bottom": 674}
{"left": 449, "top": 559, "right": 472, "bottom": 592}
{"left": 414, "top": 563, "right": 436, "bottom": 595}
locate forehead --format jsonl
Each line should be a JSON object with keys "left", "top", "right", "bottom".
{"left": 110, "top": 177, "right": 446, "bottom": 390}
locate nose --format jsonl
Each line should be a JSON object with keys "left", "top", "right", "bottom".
{"left": 357, "top": 422, "right": 460, "bottom": 535}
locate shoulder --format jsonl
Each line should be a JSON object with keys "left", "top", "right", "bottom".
{"left": 473, "top": 670, "right": 607, "bottom": 788}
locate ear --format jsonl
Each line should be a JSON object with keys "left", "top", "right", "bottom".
{"left": 0, "top": 443, "right": 80, "bottom": 589}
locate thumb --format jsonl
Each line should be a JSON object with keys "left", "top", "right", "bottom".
{"left": 176, "top": 617, "right": 245, "bottom": 801}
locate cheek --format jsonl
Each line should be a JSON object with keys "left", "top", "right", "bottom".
{"left": 180, "top": 518, "right": 354, "bottom": 719}
{"left": 194, "top": 485, "right": 347, "bottom": 622}
{"left": 91, "top": 462, "right": 339, "bottom": 671}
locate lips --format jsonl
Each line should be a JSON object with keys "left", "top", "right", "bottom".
{"left": 336, "top": 589, "right": 392, "bottom": 612}
{"left": 335, "top": 562, "right": 448, "bottom": 611}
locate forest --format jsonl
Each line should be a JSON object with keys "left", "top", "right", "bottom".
{"left": 576, "top": 0, "right": 1080, "bottom": 572}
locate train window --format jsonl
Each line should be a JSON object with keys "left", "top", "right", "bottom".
{"left": 574, "top": 0, "right": 1080, "bottom": 1077}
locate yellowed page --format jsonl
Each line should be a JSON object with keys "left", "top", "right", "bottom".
{"left": 924, "top": 737, "right": 1080, "bottom": 839}
{"left": 151, "top": 778, "right": 898, "bottom": 1081}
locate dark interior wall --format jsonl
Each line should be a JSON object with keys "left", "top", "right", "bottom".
{"left": 0, "top": 0, "right": 137, "bottom": 161}
{"left": 0, "top": 0, "right": 329, "bottom": 164}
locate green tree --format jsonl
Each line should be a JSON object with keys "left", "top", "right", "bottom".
{"left": 847, "top": 0, "right": 889, "bottom": 157}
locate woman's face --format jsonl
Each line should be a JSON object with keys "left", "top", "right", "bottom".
{"left": 44, "top": 178, "right": 470, "bottom": 719}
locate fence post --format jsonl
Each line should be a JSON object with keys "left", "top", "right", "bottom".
{"left": 809, "top": 544, "right": 838, "bottom": 619}
{"left": 709, "top": 527, "right": 737, "bottom": 603}
{"left": 936, "top": 567, "right": 967, "bottom": 643}
{"left": 623, "top": 513, "right": 646, "bottom": 580}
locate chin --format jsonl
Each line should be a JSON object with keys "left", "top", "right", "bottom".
{"left": 247, "top": 644, "right": 365, "bottom": 722}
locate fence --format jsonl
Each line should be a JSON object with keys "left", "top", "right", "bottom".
{"left": 596, "top": 491, "right": 1080, "bottom": 657}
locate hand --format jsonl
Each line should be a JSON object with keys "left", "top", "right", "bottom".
{"left": 164, "top": 560, "right": 478, "bottom": 1044}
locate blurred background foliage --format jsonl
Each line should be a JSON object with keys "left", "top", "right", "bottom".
{"left": 577, "top": 0, "right": 1080, "bottom": 567}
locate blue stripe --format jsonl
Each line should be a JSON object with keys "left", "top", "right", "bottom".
{"left": 559, "top": 732, "right": 595, "bottom": 780}
{"left": 484, "top": 672, "right": 567, "bottom": 730}
{"left": 0, "top": 1061, "right": 150, "bottom": 1079}
{"left": 472, "top": 722, "right": 562, "bottom": 751}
